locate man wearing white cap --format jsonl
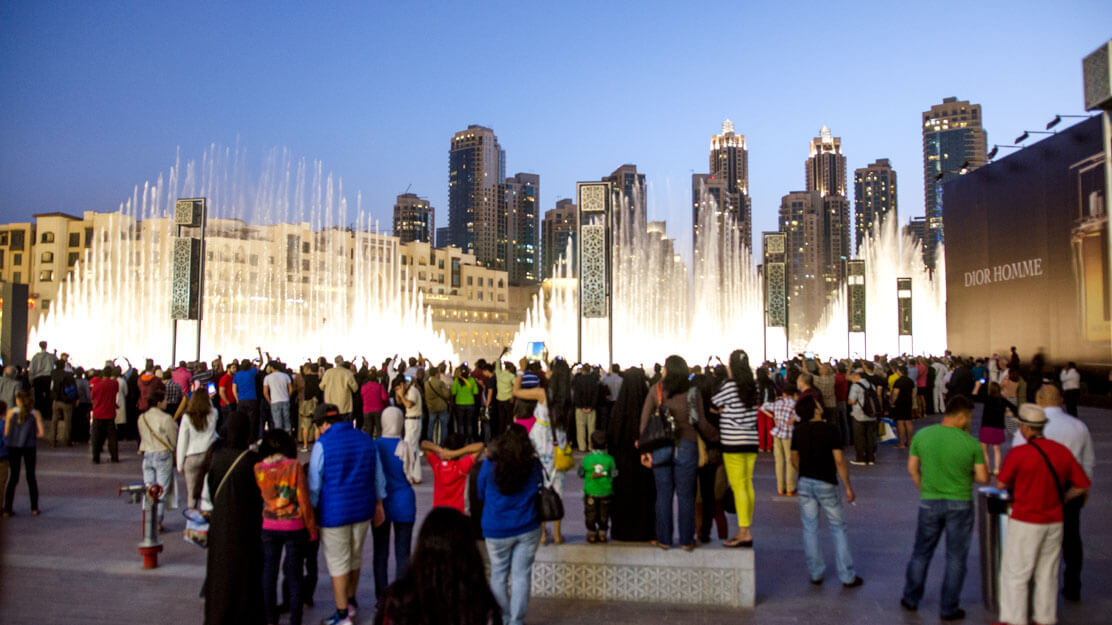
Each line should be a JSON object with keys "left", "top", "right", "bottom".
{"left": 992, "top": 404, "right": 1091, "bottom": 625}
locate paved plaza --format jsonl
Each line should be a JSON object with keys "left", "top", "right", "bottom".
{"left": 1, "top": 405, "right": 1109, "bottom": 625}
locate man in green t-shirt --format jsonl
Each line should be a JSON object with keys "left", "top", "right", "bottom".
{"left": 900, "top": 396, "right": 989, "bottom": 621}
{"left": 577, "top": 430, "right": 618, "bottom": 543}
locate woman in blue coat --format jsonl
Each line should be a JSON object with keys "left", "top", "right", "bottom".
{"left": 372, "top": 407, "right": 418, "bottom": 599}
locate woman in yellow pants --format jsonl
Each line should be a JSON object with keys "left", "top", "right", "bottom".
{"left": 710, "top": 350, "right": 760, "bottom": 547}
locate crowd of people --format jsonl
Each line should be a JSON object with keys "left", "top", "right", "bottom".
{"left": 0, "top": 341, "right": 1098, "bottom": 625}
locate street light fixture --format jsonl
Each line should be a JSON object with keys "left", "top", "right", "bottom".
{"left": 1015, "top": 130, "right": 1054, "bottom": 144}
{"left": 1046, "top": 114, "right": 1090, "bottom": 130}
{"left": 986, "top": 144, "right": 1022, "bottom": 160}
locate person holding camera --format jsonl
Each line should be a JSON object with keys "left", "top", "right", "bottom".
{"left": 451, "top": 365, "right": 479, "bottom": 443}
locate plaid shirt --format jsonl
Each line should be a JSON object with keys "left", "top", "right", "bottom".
{"left": 165, "top": 380, "right": 183, "bottom": 407}
{"left": 761, "top": 397, "right": 798, "bottom": 439}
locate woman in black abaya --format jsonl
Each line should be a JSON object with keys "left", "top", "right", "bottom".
{"left": 605, "top": 367, "right": 656, "bottom": 542}
{"left": 203, "top": 411, "right": 264, "bottom": 625}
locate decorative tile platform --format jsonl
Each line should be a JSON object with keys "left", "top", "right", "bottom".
{"left": 531, "top": 542, "right": 755, "bottom": 607}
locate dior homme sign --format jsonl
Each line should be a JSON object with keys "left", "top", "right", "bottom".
{"left": 963, "top": 257, "right": 1045, "bottom": 287}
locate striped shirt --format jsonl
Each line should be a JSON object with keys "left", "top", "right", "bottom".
{"left": 711, "top": 380, "right": 759, "bottom": 453}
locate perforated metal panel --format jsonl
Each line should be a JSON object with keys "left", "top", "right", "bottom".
{"left": 174, "top": 198, "right": 205, "bottom": 227}
{"left": 847, "top": 259, "right": 866, "bottom": 333}
{"left": 897, "top": 277, "right": 913, "bottom": 336}
{"left": 170, "top": 237, "right": 201, "bottom": 320}
{"left": 1082, "top": 40, "right": 1111, "bottom": 111}
{"left": 766, "top": 262, "right": 786, "bottom": 327}
{"left": 580, "top": 224, "right": 607, "bottom": 318}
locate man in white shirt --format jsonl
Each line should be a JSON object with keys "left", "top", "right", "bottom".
{"left": 1013, "top": 384, "right": 1094, "bottom": 602}
{"left": 263, "top": 364, "right": 294, "bottom": 434}
{"left": 1059, "top": 362, "right": 1082, "bottom": 417}
{"left": 394, "top": 376, "right": 423, "bottom": 462}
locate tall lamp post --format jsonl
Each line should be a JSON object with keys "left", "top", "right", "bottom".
{"left": 170, "top": 198, "right": 207, "bottom": 364}
{"left": 576, "top": 182, "right": 612, "bottom": 365}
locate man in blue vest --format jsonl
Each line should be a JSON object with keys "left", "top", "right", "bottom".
{"left": 309, "top": 403, "right": 386, "bottom": 625}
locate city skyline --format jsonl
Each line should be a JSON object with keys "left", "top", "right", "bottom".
{"left": 1, "top": 2, "right": 1108, "bottom": 266}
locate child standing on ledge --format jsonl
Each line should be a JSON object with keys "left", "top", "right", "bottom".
{"left": 578, "top": 430, "right": 617, "bottom": 543}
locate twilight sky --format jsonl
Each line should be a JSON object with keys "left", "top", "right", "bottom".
{"left": 1, "top": 1, "right": 1109, "bottom": 263}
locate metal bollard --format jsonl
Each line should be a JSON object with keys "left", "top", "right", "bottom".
{"left": 977, "top": 486, "right": 1011, "bottom": 612}
{"left": 118, "top": 482, "right": 165, "bottom": 569}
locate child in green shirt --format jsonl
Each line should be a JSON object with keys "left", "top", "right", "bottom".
{"left": 578, "top": 430, "right": 617, "bottom": 543}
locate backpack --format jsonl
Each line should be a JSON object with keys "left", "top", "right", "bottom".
{"left": 855, "top": 382, "right": 881, "bottom": 420}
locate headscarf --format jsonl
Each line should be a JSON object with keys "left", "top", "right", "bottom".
{"left": 224, "top": 410, "right": 252, "bottom": 450}
{"left": 381, "top": 406, "right": 419, "bottom": 484}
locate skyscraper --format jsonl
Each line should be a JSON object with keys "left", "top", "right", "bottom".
{"left": 541, "top": 198, "right": 577, "bottom": 279}
{"left": 803, "top": 126, "right": 850, "bottom": 287}
{"left": 806, "top": 126, "right": 846, "bottom": 197}
{"left": 501, "top": 172, "right": 540, "bottom": 285}
{"left": 604, "top": 164, "right": 646, "bottom": 239}
{"left": 392, "top": 193, "right": 434, "bottom": 244}
{"left": 779, "top": 190, "right": 825, "bottom": 335}
{"left": 852, "top": 159, "right": 898, "bottom": 252}
{"left": 922, "top": 97, "right": 986, "bottom": 268}
{"left": 709, "top": 119, "right": 752, "bottom": 247}
{"left": 449, "top": 125, "right": 505, "bottom": 263}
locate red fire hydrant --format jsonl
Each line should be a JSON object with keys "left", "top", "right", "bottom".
{"left": 119, "top": 482, "right": 164, "bottom": 569}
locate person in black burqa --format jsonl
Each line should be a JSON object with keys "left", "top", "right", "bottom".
{"left": 605, "top": 367, "right": 655, "bottom": 542}
{"left": 203, "top": 410, "right": 264, "bottom": 625}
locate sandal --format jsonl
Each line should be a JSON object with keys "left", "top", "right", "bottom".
{"left": 649, "top": 540, "right": 671, "bottom": 550}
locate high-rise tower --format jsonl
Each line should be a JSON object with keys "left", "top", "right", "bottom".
{"left": 806, "top": 125, "right": 846, "bottom": 197}
{"left": 708, "top": 119, "right": 752, "bottom": 247}
{"left": 922, "top": 97, "right": 986, "bottom": 268}
{"left": 853, "top": 159, "right": 898, "bottom": 252}
{"left": 449, "top": 125, "right": 505, "bottom": 264}
{"left": 392, "top": 193, "right": 434, "bottom": 244}
{"left": 541, "top": 198, "right": 577, "bottom": 279}
{"left": 501, "top": 172, "right": 540, "bottom": 285}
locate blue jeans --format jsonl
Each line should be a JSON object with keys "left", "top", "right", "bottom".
{"left": 427, "top": 410, "right": 449, "bottom": 444}
{"left": 372, "top": 520, "right": 414, "bottom": 598}
{"left": 141, "top": 450, "right": 174, "bottom": 524}
{"left": 262, "top": 529, "right": 307, "bottom": 625}
{"left": 270, "top": 401, "right": 291, "bottom": 432}
{"left": 651, "top": 438, "right": 698, "bottom": 547}
{"left": 486, "top": 526, "right": 541, "bottom": 625}
{"left": 902, "top": 499, "right": 974, "bottom": 615}
{"left": 797, "top": 477, "right": 856, "bottom": 583}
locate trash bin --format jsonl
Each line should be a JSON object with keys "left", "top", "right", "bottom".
{"left": 977, "top": 486, "right": 1012, "bottom": 612}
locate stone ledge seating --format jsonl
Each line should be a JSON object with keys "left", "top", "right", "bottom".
{"left": 530, "top": 541, "right": 755, "bottom": 607}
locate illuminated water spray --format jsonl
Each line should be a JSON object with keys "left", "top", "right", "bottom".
{"left": 30, "top": 146, "right": 457, "bottom": 366}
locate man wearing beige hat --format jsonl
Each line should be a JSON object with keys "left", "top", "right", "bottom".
{"left": 992, "top": 404, "right": 1091, "bottom": 625}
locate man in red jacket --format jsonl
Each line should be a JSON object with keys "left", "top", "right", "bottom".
{"left": 90, "top": 368, "right": 120, "bottom": 464}
{"left": 992, "top": 404, "right": 1091, "bottom": 625}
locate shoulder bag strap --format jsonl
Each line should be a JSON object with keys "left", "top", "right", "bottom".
{"left": 140, "top": 413, "right": 174, "bottom": 452}
{"left": 1028, "top": 439, "right": 1066, "bottom": 504}
{"left": 213, "top": 449, "right": 251, "bottom": 503}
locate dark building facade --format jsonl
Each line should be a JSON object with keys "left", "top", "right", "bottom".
{"left": 500, "top": 173, "right": 540, "bottom": 285}
{"left": 449, "top": 125, "right": 505, "bottom": 263}
{"left": 922, "top": 97, "right": 986, "bottom": 268}
{"left": 392, "top": 193, "right": 434, "bottom": 244}
{"left": 541, "top": 198, "right": 576, "bottom": 279}
{"left": 853, "top": 158, "right": 898, "bottom": 253}
{"left": 943, "top": 116, "right": 1107, "bottom": 365}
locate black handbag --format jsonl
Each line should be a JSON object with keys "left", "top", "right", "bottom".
{"left": 638, "top": 383, "right": 675, "bottom": 452}
{"left": 537, "top": 462, "right": 564, "bottom": 522}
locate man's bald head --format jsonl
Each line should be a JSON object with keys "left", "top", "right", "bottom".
{"left": 1036, "top": 384, "right": 1063, "bottom": 408}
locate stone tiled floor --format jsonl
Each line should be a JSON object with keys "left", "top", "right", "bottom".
{"left": 2, "top": 404, "right": 1110, "bottom": 624}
